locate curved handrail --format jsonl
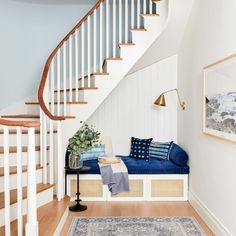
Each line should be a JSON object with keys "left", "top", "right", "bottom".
{"left": 0, "top": 118, "right": 40, "bottom": 128}
{"left": 38, "top": 0, "right": 105, "bottom": 121}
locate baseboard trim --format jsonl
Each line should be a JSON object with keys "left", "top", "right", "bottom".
{"left": 53, "top": 206, "right": 69, "bottom": 236}
{"left": 189, "top": 190, "right": 232, "bottom": 236}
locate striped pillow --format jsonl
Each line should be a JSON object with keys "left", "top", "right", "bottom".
{"left": 80, "top": 144, "right": 105, "bottom": 161}
{"left": 149, "top": 141, "right": 173, "bottom": 160}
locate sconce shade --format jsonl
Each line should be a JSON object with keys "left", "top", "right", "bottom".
{"left": 154, "top": 94, "right": 166, "bottom": 107}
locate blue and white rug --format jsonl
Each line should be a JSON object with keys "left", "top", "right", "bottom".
{"left": 68, "top": 217, "right": 205, "bottom": 236}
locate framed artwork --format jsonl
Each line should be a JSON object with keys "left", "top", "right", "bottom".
{"left": 203, "top": 53, "right": 236, "bottom": 143}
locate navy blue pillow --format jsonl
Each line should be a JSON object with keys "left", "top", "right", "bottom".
{"left": 169, "top": 143, "right": 188, "bottom": 166}
{"left": 130, "top": 137, "right": 153, "bottom": 160}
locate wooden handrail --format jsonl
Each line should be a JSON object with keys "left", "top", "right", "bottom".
{"left": 0, "top": 118, "right": 40, "bottom": 128}
{"left": 38, "top": 0, "right": 105, "bottom": 121}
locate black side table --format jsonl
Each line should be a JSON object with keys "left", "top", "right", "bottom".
{"left": 65, "top": 165, "right": 91, "bottom": 212}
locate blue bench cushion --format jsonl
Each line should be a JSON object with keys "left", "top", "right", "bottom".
{"left": 79, "top": 156, "right": 189, "bottom": 175}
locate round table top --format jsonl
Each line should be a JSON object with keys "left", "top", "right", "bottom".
{"left": 65, "top": 165, "right": 91, "bottom": 172}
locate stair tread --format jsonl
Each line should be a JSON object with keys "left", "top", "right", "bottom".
{"left": 25, "top": 101, "right": 88, "bottom": 105}
{"left": 0, "top": 164, "right": 42, "bottom": 177}
{"left": 54, "top": 87, "right": 98, "bottom": 93}
{"left": 129, "top": 28, "right": 147, "bottom": 31}
{"left": 118, "top": 43, "right": 135, "bottom": 46}
{"left": 0, "top": 183, "right": 54, "bottom": 209}
{"left": 0, "top": 146, "right": 49, "bottom": 154}
{"left": 105, "top": 57, "right": 123, "bottom": 60}
{"left": 140, "top": 13, "right": 160, "bottom": 16}
{"left": 0, "top": 129, "right": 57, "bottom": 134}
{"left": 1, "top": 114, "right": 40, "bottom": 119}
{"left": 78, "top": 72, "right": 109, "bottom": 80}
{"left": 0, "top": 195, "right": 70, "bottom": 235}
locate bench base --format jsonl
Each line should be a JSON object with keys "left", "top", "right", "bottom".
{"left": 66, "top": 174, "right": 188, "bottom": 201}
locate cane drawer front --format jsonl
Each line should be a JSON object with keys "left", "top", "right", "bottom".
{"left": 70, "top": 179, "right": 103, "bottom": 198}
{"left": 151, "top": 179, "right": 184, "bottom": 197}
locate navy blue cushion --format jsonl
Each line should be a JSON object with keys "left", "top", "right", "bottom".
{"left": 78, "top": 156, "right": 189, "bottom": 175}
{"left": 169, "top": 143, "right": 189, "bottom": 166}
{"left": 130, "top": 137, "right": 152, "bottom": 160}
{"left": 149, "top": 141, "right": 173, "bottom": 160}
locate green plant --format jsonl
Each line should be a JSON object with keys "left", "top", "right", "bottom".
{"left": 68, "top": 123, "right": 101, "bottom": 157}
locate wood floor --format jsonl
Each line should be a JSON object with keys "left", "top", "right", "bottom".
{"left": 60, "top": 201, "right": 214, "bottom": 235}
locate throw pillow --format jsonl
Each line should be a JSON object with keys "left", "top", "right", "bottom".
{"left": 169, "top": 143, "right": 189, "bottom": 166}
{"left": 130, "top": 137, "right": 153, "bottom": 160}
{"left": 80, "top": 144, "right": 105, "bottom": 161}
{"left": 149, "top": 141, "right": 173, "bottom": 160}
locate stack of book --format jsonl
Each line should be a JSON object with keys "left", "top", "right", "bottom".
{"left": 98, "top": 156, "right": 121, "bottom": 164}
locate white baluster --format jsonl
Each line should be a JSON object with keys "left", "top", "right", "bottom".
{"left": 149, "top": 0, "right": 152, "bottom": 14}
{"left": 87, "top": 16, "right": 91, "bottom": 87}
{"left": 100, "top": 3, "right": 103, "bottom": 70}
{"left": 94, "top": 10, "right": 97, "bottom": 72}
{"left": 25, "top": 127, "right": 38, "bottom": 236}
{"left": 106, "top": 0, "right": 109, "bottom": 57}
{"left": 137, "top": 0, "right": 140, "bottom": 28}
{"left": 3, "top": 126, "right": 10, "bottom": 236}
{"left": 119, "top": 0, "right": 122, "bottom": 43}
{"left": 75, "top": 29, "right": 79, "bottom": 101}
{"left": 131, "top": 0, "right": 134, "bottom": 29}
{"left": 50, "top": 60, "right": 55, "bottom": 116}
{"left": 144, "top": 0, "right": 147, "bottom": 14}
{"left": 49, "top": 119, "right": 54, "bottom": 184}
{"left": 81, "top": 23, "right": 85, "bottom": 88}
{"left": 16, "top": 127, "right": 23, "bottom": 236}
{"left": 56, "top": 121, "right": 63, "bottom": 200}
{"left": 39, "top": 108, "right": 43, "bottom": 167}
{"left": 63, "top": 42, "right": 67, "bottom": 116}
{"left": 42, "top": 113, "right": 47, "bottom": 184}
{"left": 113, "top": 0, "right": 116, "bottom": 57}
{"left": 69, "top": 36, "right": 73, "bottom": 101}
{"left": 57, "top": 49, "right": 61, "bottom": 116}
{"left": 125, "top": 0, "right": 128, "bottom": 43}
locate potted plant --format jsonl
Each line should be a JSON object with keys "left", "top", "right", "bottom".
{"left": 67, "top": 123, "right": 101, "bottom": 169}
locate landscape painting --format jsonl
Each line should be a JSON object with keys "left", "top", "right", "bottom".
{"left": 203, "top": 54, "right": 236, "bottom": 142}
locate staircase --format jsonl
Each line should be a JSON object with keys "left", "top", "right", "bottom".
{"left": 0, "top": 0, "right": 169, "bottom": 235}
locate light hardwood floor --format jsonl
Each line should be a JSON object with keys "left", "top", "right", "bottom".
{"left": 60, "top": 201, "right": 214, "bottom": 235}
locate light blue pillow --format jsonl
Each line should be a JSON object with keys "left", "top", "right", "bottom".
{"left": 80, "top": 144, "right": 105, "bottom": 161}
{"left": 149, "top": 141, "right": 173, "bottom": 160}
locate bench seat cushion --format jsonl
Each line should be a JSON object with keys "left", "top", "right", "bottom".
{"left": 77, "top": 156, "right": 189, "bottom": 175}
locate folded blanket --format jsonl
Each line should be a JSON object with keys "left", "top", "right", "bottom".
{"left": 98, "top": 159, "right": 129, "bottom": 195}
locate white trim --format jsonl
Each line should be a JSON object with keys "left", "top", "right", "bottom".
{"left": 189, "top": 190, "right": 233, "bottom": 236}
{"left": 53, "top": 207, "right": 69, "bottom": 236}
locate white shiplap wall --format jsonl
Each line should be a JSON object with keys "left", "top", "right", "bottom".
{"left": 87, "top": 55, "right": 178, "bottom": 155}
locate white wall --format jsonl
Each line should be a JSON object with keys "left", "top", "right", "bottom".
{"left": 0, "top": 0, "right": 96, "bottom": 110}
{"left": 178, "top": 0, "right": 236, "bottom": 235}
{"left": 87, "top": 55, "right": 178, "bottom": 155}
{"left": 128, "top": 0, "right": 194, "bottom": 75}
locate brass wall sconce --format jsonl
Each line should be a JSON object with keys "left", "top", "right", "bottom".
{"left": 154, "top": 88, "right": 186, "bottom": 110}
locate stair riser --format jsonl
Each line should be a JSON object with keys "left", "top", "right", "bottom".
{"left": 0, "top": 151, "right": 45, "bottom": 167}
{"left": 0, "top": 133, "right": 40, "bottom": 146}
{"left": 0, "top": 187, "right": 54, "bottom": 227}
{"left": 54, "top": 90, "right": 85, "bottom": 101}
{"left": 0, "top": 168, "right": 43, "bottom": 191}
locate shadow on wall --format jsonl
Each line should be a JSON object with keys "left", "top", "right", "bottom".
{"left": 10, "top": 0, "right": 97, "bottom": 5}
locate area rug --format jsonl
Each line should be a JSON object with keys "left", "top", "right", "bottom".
{"left": 68, "top": 217, "right": 205, "bottom": 236}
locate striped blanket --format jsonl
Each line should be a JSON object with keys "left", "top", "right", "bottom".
{"left": 98, "top": 159, "right": 129, "bottom": 195}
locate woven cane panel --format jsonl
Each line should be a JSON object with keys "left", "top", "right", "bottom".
{"left": 111, "top": 179, "right": 143, "bottom": 198}
{"left": 70, "top": 180, "right": 103, "bottom": 198}
{"left": 151, "top": 179, "right": 184, "bottom": 197}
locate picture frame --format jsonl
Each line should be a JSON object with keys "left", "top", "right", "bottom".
{"left": 203, "top": 53, "right": 236, "bottom": 143}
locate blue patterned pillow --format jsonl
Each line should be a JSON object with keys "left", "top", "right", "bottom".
{"left": 130, "top": 137, "right": 153, "bottom": 160}
{"left": 149, "top": 141, "right": 173, "bottom": 160}
{"left": 80, "top": 144, "right": 105, "bottom": 161}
